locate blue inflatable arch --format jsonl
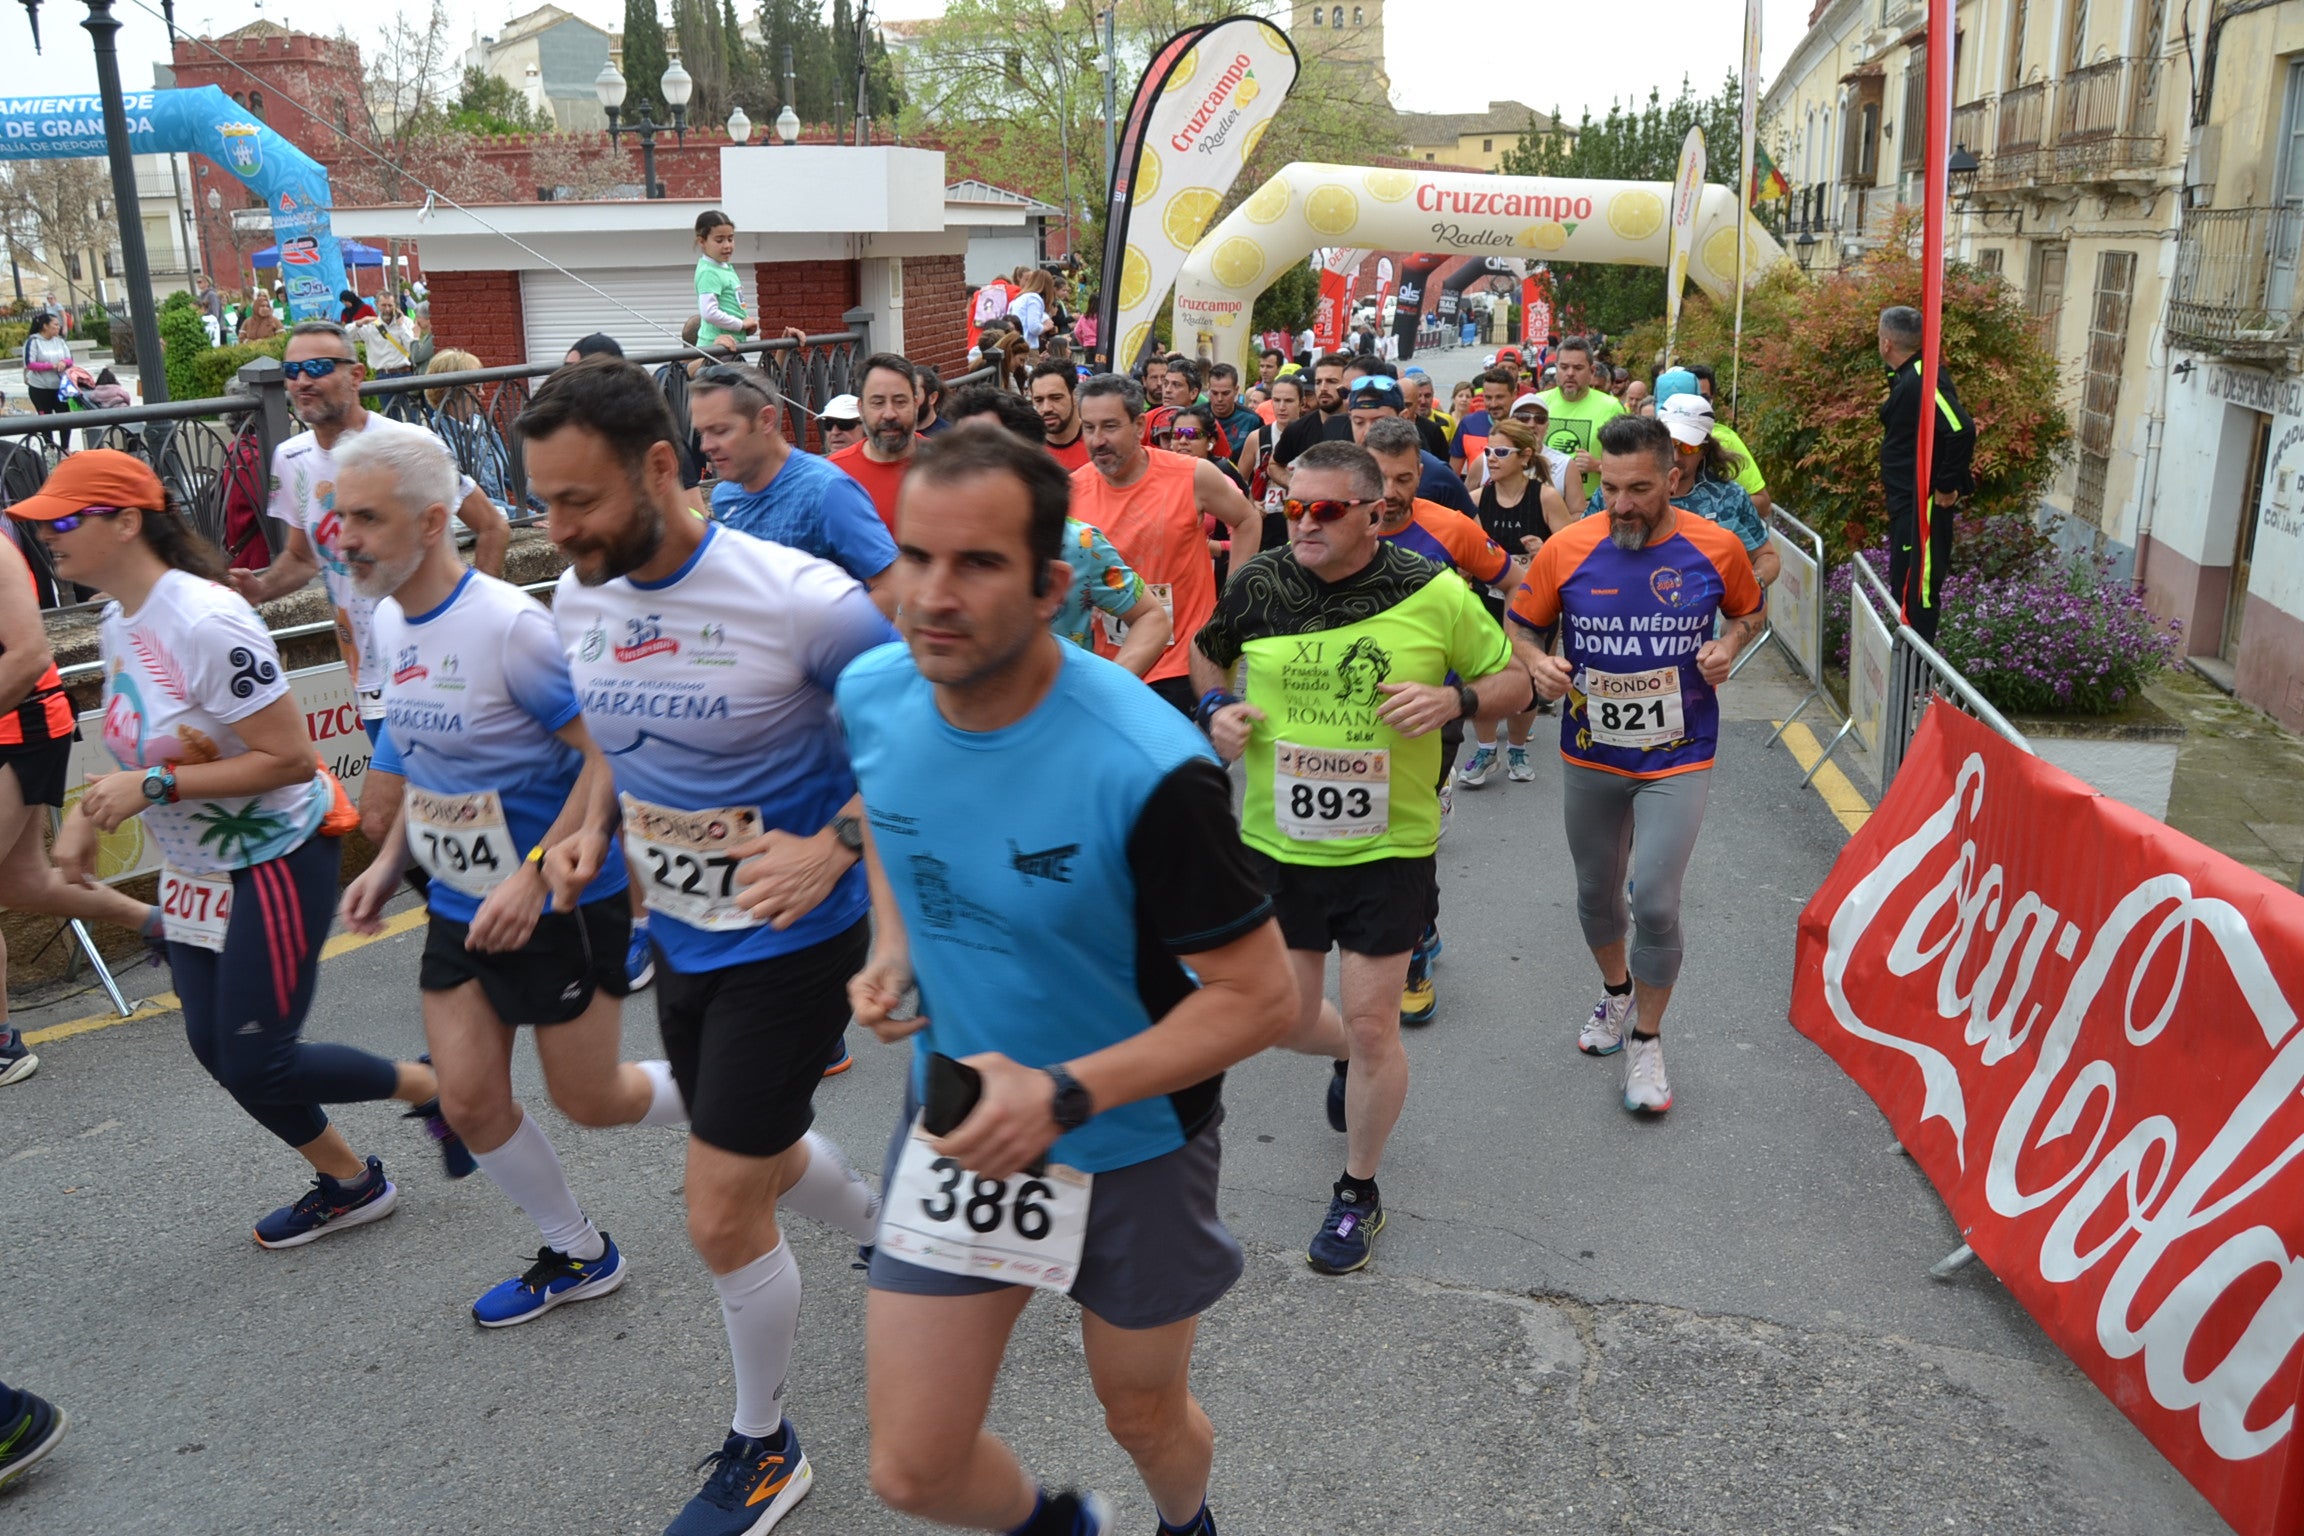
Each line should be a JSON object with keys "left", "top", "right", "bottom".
{"left": 0, "top": 84, "right": 346, "bottom": 320}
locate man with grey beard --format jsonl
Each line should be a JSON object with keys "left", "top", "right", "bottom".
{"left": 1506, "top": 413, "right": 1764, "bottom": 1119}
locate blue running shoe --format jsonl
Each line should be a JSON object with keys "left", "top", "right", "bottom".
{"left": 0, "top": 1027, "right": 37, "bottom": 1087}
{"left": 1307, "top": 1184, "right": 1384, "bottom": 1275}
{"left": 0, "top": 1389, "right": 65, "bottom": 1490}
{"left": 665, "top": 1422, "right": 813, "bottom": 1536}
{"left": 405, "top": 1055, "right": 476, "bottom": 1179}
{"left": 627, "top": 920, "right": 657, "bottom": 991}
{"left": 822, "top": 1033, "right": 853, "bottom": 1077}
{"left": 472, "top": 1236, "right": 628, "bottom": 1327}
{"left": 254, "top": 1157, "right": 399, "bottom": 1249}
{"left": 1411, "top": 925, "right": 1443, "bottom": 969}
{"left": 1325, "top": 1060, "right": 1349, "bottom": 1133}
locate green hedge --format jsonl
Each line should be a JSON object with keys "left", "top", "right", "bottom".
{"left": 158, "top": 304, "right": 211, "bottom": 405}
{"left": 189, "top": 336, "right": 287, "bottom": 399}
{"left": 0, "top": 322, "right": 26, "bottom": 358}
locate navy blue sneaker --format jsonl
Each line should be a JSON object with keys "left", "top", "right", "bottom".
{"left": 665, "top": 1421, "right": 813, "bottom": 1536}
{"left": 0, "top": 1027, "right": 37, "bottom": 1087}
{"left": 822, "top": 1033, "right": 853, "bottom": 1077}
{"left": 404, "top": 1056, "right": 475, "bottom": 1179}
{"left": 1157, "top": 1502, "right": 1218, "bottom": 1536}
{"left": 1307, "top": 1184, "right": 1384, "bottom": 1275}
{"left": 627, "top": 920, "right": 657, "bottom": 991}
{"left": 472, "top": 1236, "right": 628, "bottom": 1327}
{"left": 1325, "top": 1060, "right": 1348, "bottom": 1133}
{"left": 254, "top": 1157, "right": 399, "bottom": 1249}
{"left": 0, "top": 1389, "right": 65, "bottom": 1490}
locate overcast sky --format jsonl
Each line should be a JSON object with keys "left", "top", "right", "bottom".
{"left": 0, "top": 0, "right": 1812, "bottom": 132}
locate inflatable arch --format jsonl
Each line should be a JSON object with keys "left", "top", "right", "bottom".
{"left": 0, "top": 85, "right": 346, "bottom": 321}
{"left": 1171, "top": 163, "right": 1786, "bottom": 374}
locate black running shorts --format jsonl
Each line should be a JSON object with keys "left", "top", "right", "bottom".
{"left": 1247, "top": 850, "right": 1437, "bottom": 958}
{"left": 655, "top": 917, "right": 868, "bottom": 1158}
{"left": 420, "top": 896, "right": 633, "bottom": 1026}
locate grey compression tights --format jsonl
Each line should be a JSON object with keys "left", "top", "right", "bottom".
{"left": 1562, "top": 763, "right": 1712, "bottom": 988}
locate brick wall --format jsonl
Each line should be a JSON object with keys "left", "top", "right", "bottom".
{"left": 756, "top": 260, "right": 860, "bottom": 337}
{"left": 427, "top": 271, "right": 527, "bottom": 366}
{"left": 903, "top": 255, "right": 969, "bottom": 377}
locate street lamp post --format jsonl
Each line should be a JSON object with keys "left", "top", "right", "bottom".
{"left": 596, "top": 59, "right": 693, "bottom": 199}
{"left": 80, "top": 0, "right": 168, "bottom": 399}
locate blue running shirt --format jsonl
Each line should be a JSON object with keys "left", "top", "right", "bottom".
{"left": 838, "top": 641, "right": 1274, "bottom": 1173}
{"left": 555, "top": 523, "right": 896, "bottom": 971}
{"left": 370, "top": 570, "right": 627, "bottom": 923}
{"left": 709, "top": 448, "right": 897, "bottom": 583}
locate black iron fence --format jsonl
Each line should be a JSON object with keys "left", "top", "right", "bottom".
{"left": 0, "top": 329, "right": 1005, "bottom": 615}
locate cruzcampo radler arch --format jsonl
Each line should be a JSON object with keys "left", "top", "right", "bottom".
{"left": 1170, "top": 163, "right": 1787, "bottom": 374}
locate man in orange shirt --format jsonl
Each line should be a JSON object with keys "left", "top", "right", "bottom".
{"left": 1071, "top": 374, "right": 1260, "bottom": 716}
{"left": 829, "top": 352, "right": 924, "bottom": 530}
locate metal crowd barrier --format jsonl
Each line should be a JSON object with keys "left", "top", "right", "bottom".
{"left": 1747, "top": 506, "right": 1842, "bottom": 758}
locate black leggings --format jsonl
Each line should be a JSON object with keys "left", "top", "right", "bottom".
{"left": 173, "top": 834, "right": 399, "bottom": 1149}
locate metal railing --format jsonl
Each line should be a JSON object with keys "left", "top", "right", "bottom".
{"left": 2051, "top": 58, "right": 2162, "bottom": 177}
{"left": 1983, "top": 80, "right": 2049, "bottom": 189}
{"left": 1951, "top": 100, "right": 1989, "bottom": 163}
{"left": 1900, "top": 57, "right": 1931, "bottom": 172}
{"left": 2167, "top": 205, "right": 2304, "bottom": 353}
{"left": 2, "top": 330, "right": 876, "bottom": 615}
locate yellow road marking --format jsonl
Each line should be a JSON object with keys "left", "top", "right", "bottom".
{"left": 1776, "top": 721, "right": 1873, "bottom": 837}
{"left": 22, "top": 906, "right": 429, "bottom": 1047}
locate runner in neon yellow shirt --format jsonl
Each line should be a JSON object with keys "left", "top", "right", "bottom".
{"left": 1535, "top": 334, "right": 1626, "bottom": 504}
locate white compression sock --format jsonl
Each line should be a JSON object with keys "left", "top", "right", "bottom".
{"left": 471, "top": 1109, "right": 605, "bottom": 1261}
{"left": 713, "top": 1240, "right": 800, "bottom": 1439}
{"left": 637, "top": 1059, "right": 687, "bottom": 1129}
{"left": 779, "top": 1130, "right": 881, "bottom": 1243}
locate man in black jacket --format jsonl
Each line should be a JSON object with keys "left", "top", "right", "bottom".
{"left": 1878, "top": 305, "right": 1976, "bottom": 644}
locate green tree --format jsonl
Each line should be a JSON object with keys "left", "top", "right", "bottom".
{"left": 756, "top": 0, "right": 837, "bottom": 121}
{"left": 447, "top": 65, "right": 551, "bottom": 134}
{"left": 1501, "top": 76, "right": 1749, "bottom": 341}
{"left": 1252, "top": 255, "right": 1320, "bottom": 335}
{"left": 621, "top": 0, "right": 673, "bottom": 121}
{"left": 158, "top": 290, "right": 212, "bottom": 405}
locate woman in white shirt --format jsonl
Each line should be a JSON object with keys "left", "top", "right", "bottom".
{"left": 21, "top": 449, "right": 461, "bottom": 1250}
{"left": 20, "top": 312, "right": 72, "bottom": 422}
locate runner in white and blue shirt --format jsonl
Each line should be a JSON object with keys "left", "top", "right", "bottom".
{"left": 331, "top": 428, "right": 690, "bottom": 1329}
{"left": 518, "top": 357, "right": 892, "bottom": 1536}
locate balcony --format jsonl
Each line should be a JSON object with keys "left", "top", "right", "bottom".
{"left": 2167, "top": 206, "right": 2304, "bottom": 356}
{"left": 2051, "top": 58, "right": 2162, "bottom": 179}
{"left": 1951, "top": 99, "right": 1988, "bottom": 162}
{"left": 1983, "top": 80, "right": 2046, "bottom": 189}
{"left": 1899, "top": 56, "right": 1930, "bottom": 172}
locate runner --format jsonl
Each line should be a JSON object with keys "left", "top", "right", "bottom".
{"left": 1188, "top": 441, "right": 1528, "bottom": 1274}
{"left": 1400, "top": 368, "right": 1451, "bottom": 462}
{"left": 522, "top": 360, "right": 890, "bottom": 1536}
{"left": 1663, "top": 367, "right": 1773, "bottom": 519}
{"left": 1535, "top": 336, "right": 1627, "bottom": 504}
{"left": 331, "top": 427, "right": 688, "bottom": 1327}
{"left": 26, "top": 450, "right": 458, "bottom": 1247}
{"left": 1447, "top": 367, "right": 1516, "bottom": 484}
{"left": 1651, "top": 393, "right": 1780, "bottom": 585}
{"left": 830, "top": 352, "right": 926, "bottom": 532}
{"left": 691, "top": 362, "right": 897, "bottom": 608}
{"left": 1143, "top": 356, "right": 1199, "bottom": 446}
{"left": 1028, "top": 362, "right": 1092, "bottom": 472}
{"left": 1206, "top": 364, "right": 1262, "bottom": 457}
{"left": 1362, "top": 415, "right": 1518, "bottom": 1024}
{"left": 1345, "top": 373, "right": 1478, "bottom": 517}
{"left": 1507, "top": 414, "right": 1765, "bottom": 1115}
{"left": 0, "top": 1378, "right": 63, "bottom": 1490}
{"left": 1072, "top": 374, "right": 1260, "bottom": 715}
{"left": 0, "top": 521, "right": 161, "bottom": 1085}
{"left": 843, "top": 428, "right": 1294, "bottom": 1536}
{"left": 1268, "top": 353, "right": 1355, "bottom": 487}
{"left": 1460, "top": 418, "right": 1573, "bottom": 788}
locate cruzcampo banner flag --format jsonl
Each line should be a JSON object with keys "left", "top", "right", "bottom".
{"left": 1663, "top": 126, "right": 1705, "bottom": 366}
{"left": 1098, "top": 15, "right": 1301, "bottom": 372}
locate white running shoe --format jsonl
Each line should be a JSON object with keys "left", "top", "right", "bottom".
{"left": 1623, "top": 1034, "right": 1673, "bottom": 1115}
{"left": 1578, "top": 992, "right": 1632, "bottom": 1056}
{"left": 1506, "top": 745, "right": 1535, "bottom": 782}
{"left": 1458, "top": 745, "right": 1498, "bottom": 788}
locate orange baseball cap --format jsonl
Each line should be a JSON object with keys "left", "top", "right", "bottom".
{"left": 8, "top": 449, "right": 165, "bottom": 522}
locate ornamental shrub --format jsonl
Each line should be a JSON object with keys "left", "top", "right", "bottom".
{"left": 188, "top": 337, "right": 287, "bottom": 400}
{"left": 1621, "top": 207, "right": 2071, "bottom": 571}
{"left": 158, "top": 301, "right": 212, "bottom": 405}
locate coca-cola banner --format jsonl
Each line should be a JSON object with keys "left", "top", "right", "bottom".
{"left": 1792, "top": 705, "right": 2304, "bottom": 1535}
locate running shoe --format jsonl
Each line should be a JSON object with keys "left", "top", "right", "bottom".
{"left": 627, "top": 920, "right": 657, "bottom": 992}
{"left": 1578, "top": 991, "right": 1633, "bottom": 1057}
{"left": 1325, "top": 1059, "right": 1349, "bottom": 1133}
{"left": 472, "top": 1236, "right": 628, "bottom": 1328}
{"left": 1623, "top": 1034, "right": 1674, "bottom": 1115}
{"left": 665, "top": 1421, "right": 813, "bottom": 1536}
{"left": 1036, "top": 1491, "right": 1114, "bottom": 1534}
{"left": 1436, "top": 777, "right": 1454, "bottom": 841}
{"left": 1457, "top": 745, "right": 1498, "bottom": 788}
{"left": 0, "top": 1389, "right": 65, "bottom": 1490}
{"left": 253, "top": 1157, "right": 399, "bottom": 1249}
{"left": 405, "top": 1057, "right": 476, "bottom": 1180}
{"left": 822, "top": 1033, "right": 853, "bottom": 1078}
{"left": 1399, "top": 971, "right": 1436, "bottom": 1027}
{"left": 0, "top": 1027, "right": 37, "bottom": 1087}
{"left": 1307, "top": 1185, "right": 1384, "bottom": 1275}
{"left": 1506, "top": 745, "right": 1535, "bottom": 782}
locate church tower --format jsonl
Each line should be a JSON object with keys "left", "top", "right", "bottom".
{"left": 1290, "top": 0, "right": 1389, "bottom": 97}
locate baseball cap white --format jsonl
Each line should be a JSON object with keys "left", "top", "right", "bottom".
{"left": 1656, "top": 392, "right": 1715, "bottom": 448}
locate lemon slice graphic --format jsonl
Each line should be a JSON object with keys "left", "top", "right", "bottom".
{"left": 1305, "top": 184, "right": 1359, "bottom": 237}
{"left": 1163, "top": 188, "right": 1222, "bottom": 251}
{"left": 1212, "top": 237, "right": 1266, "bottom": 290}
{"left": 1118, "top": 245, "right": 1152, "bottom": 311}
{"left": 1608, "top": 188, "right": 1666, "bottom": 242}
{"left": 1363, "top": 169, "right": 1416, "bottom": 203}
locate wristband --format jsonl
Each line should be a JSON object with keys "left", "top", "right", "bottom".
{"left": 1195, "top": 689, "right": 1241, "bottom": 732}
{"left": 525, "top": 844, "right": 546, "bottom": 866}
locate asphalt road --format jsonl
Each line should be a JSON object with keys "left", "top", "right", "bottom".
{"left": 0, "top": 648, "right": 2226, "bottom": 1535}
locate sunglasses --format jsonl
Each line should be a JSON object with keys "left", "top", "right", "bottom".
{"left": 1485, "top": 445, "right": 1521, "bottom": 458}
{"left": 1281, "top": 496, "right": 1375, "bottom": 524}
{"left": 44, "top": 505, "right": 126, "bottom": 533}
{"left": 1513, "top": 412, "right": 1546, "bottom": 425}
{"left": 283, "top": 357, "right": 354, "bottom": 380}
{"left": 1168, "top": 425, "right": 1205, "bottom": 442}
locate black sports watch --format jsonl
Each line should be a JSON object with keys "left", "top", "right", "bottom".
{"left": 828, "top": 814, "right": 864, "bottom": 854}
{"left": 1044, "top": 1063, "right": 1094, "bottom": 1131}
{"left": 1455, "top": 682, "right": 1480, "bottom": 721}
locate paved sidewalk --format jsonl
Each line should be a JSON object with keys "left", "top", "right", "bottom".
{"left": 2153, "top": 667, "right": 2304, "bottom": 889}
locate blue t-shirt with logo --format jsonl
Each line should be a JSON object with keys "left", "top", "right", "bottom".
{"left": 838, "top": 640, "right": 1273, "bottom": 1173}
{"left": 710, "top": 448, "right": 897, "bottom": 583}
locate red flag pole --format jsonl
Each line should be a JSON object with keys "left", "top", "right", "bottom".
{"left": 1910, "top": 0, "right": 1952, "bottom": 626}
